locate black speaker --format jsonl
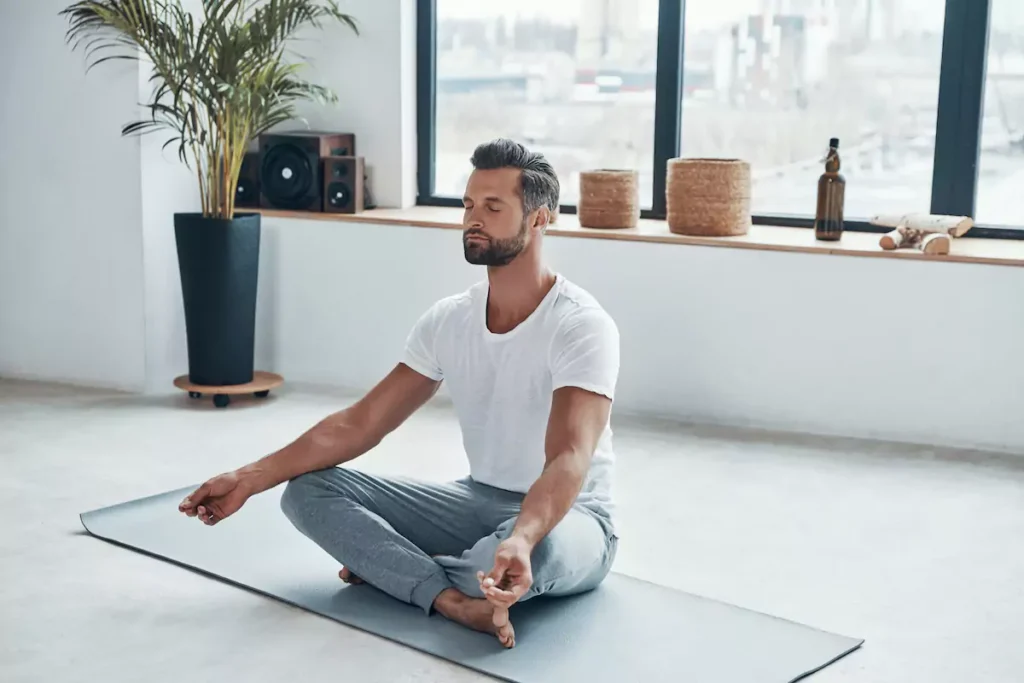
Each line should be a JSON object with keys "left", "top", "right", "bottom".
{"left": 235, "top": 152, "right": 261, "bottom": 208}
{"left": 323, "top": 156, "right": 365, "bottom": 213}
{"left": 258, "top": 132, "right": 356, "bottom": 211}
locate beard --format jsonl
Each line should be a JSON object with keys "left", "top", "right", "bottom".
{"left": 462, "top": 219, "right": 528, "bottom": 266}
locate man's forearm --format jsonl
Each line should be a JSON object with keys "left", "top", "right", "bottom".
{"left": 237, "top": 410, "right": 377, "bottom": 494}
{"left": 511, "top": 449, "right": 590, "bottom": 549}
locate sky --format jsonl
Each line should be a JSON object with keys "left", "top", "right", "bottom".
{"left": 438, "top": 0, "right": 1024, "bottom": 35}
{"left": 437, "top": 0, "right": 774, "bottom": 31}
{"left": 438, "top": 0, "right": 659, "bottom": 30}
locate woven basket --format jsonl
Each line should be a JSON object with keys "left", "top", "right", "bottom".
{"left": 666, "top": 158, "right": 751, "bottom": 236}
{"left": 578, "top": 169, "right": 640, "bottom": 229}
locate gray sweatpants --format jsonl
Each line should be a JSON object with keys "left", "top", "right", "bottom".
{"left": 279, "top": 467, "right": 617, "bottom": 615}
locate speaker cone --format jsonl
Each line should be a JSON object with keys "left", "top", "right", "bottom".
{"left": 261, "top": 143, "right": 315, "bottom": 208}
{"left": 327, "top": 182, "right": 352, "bottom": 209}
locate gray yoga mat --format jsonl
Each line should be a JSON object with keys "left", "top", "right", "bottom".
{"left": 81, "top": 484, "right": 862, "bottom": 683}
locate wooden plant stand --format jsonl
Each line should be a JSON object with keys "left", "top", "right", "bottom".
{"left": 173, "top": 371, "right": 284, "bottom": 408}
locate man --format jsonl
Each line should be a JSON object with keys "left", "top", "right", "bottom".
{"left": 178, "top": 138, "right": 620, "bottom": 649}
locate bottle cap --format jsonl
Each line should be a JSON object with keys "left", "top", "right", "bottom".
{"left": 830, "top": 137, "right": 840, "bottom": 148}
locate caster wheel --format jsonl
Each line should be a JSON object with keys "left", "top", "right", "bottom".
{"left": 254, "top": 390, "right": 270, "bottom": 399}
{"left": 213, "top": 394, "right": 230, "bottom": 408}
{"left": 188, "top": 391, "right": 202, "bottom": 399}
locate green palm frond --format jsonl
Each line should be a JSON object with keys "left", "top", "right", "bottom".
{"left": 60, "top": 0, "right": 358, "bottom": 219}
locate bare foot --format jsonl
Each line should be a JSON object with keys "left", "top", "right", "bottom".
{"left": 338, "top": 567, "right": 364, "bottom": 585}
{"left": 434, "top": 588, "right": 515, "bottom": 648}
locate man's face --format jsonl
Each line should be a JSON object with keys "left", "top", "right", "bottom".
{"left": 461, "top": 168, "right": 535, "bottom": 266}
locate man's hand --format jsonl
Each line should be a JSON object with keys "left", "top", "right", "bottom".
{"left": 178, "top": 470, "right": 254, "bottom": 526}
{"left": 477, "top": 535, "right": 534, "bottom": 608}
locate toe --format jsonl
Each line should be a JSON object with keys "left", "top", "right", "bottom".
{"left": 339, "top": 567, "right": 363, "bottom": 585}
{"left": 491, "top": 606, "right": 515, "bottom": 648}
{"left": 498, "top": 623, "right": 515, "bottom": 648}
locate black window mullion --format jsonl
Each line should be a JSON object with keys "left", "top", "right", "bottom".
{"left": 651, "top": 0, "right": 685, "bottom": 218}
{"left": 931, "top": 0, "right": 992, "bottom": 218}
{"left": 416, "top": 0, "right": 437, "bottom": 201}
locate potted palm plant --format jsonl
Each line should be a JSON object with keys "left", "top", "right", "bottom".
{"left": 61, "top": 0, "right": 357, "bottom": 390}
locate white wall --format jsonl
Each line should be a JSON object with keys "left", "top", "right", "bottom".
{"left": 0, "top": 0, "right": 146, "bottom": 391}
{"left": 259, "top": 215, "right": 1024, "bottom": 454}
{"left": 134, "top": 0, "right": 203, "bottom": 393}
{"left": 287, "top": 0, "right": 418, "bottom": 209}
{"left": 137, "top": 118, "right": 200, "bottom": 393}
{"left": 0, "top": 0, "right": 414, "bottom": 394}
{"left": 3, "top": 2, "right": 1020, "bottom": 456}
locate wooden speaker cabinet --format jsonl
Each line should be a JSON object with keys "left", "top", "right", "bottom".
{"left": 258, "top": 132, "right": 356, "bottom": 211}
{"left": 322, "top": 156, "right": 365, "bottom": 214}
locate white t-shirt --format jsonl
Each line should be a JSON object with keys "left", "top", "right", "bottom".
{"left": 402, "top": 273, "right": 619, "bottom": 514}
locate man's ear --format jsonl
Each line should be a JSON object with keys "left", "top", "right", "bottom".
{"left": 531, "top": 206, "right": 551, "bottom": 233}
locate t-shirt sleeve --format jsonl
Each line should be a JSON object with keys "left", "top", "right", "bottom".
{"left": 402, "top": 303, "right": 445, "bottom": 381}
{"left": 550, "top": 308, "right": 620, "bottom": 400}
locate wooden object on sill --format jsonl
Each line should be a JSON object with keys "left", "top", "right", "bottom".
{"left": 666, "top": 158, "right": 751, "bottom": 237}
{"left": 173, "top": 371, "right": 284, "bottom": 408}
{"left": 578, "top": 169, "right": 640, "bottom": 229}
{"left": 871, "top": 213, "right": 974, "bottom": 255}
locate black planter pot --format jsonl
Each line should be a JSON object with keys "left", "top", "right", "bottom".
{"left": 174, "top": 212, "right": 261, "bottom": 386}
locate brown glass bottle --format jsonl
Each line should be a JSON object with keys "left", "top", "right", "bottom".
{"left": 814, "top": 137, "right": 845, "bottom": 241}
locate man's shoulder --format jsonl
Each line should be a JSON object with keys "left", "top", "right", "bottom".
{"left": 546, "top": 277, "right": 620, "bottom": 391}
{"left": 551, "top": 277, "right": 618, "bottom": 338}
{"left": 553, "top": 277, "right": 614, "bottom": 320}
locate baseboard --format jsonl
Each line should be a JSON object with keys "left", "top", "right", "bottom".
{"left": 0, "top": 371, "right": 143, "bottom": 395}
{"left": 612, "top": 402, "right": 1024, "bottom": 462}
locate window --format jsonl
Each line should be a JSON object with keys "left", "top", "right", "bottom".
{"left": 432, "top": 0, "right": 661, "bottom": 206}
{"left": 682, "top": 0, "right": 944, "bottom": 219}
{"left": 975, "top": 0, "right": 1024, "bottom": 227}
{"left": 418, "top": 0, "right": 1024, "bottom": 238}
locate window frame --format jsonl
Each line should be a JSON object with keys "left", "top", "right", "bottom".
{"left": 417, "top": 0, "right": 1024, "bottom": 240}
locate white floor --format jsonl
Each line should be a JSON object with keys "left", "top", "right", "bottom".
{"left": 3, "top": 379, "right": 1023, "bottom": 682}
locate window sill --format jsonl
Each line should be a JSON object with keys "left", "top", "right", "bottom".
{"left": 258, "top": 206, "right": 1024, "bottom": 268}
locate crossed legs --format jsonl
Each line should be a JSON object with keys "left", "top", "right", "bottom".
{"left": 279, "top": 467, "right": 616, "bottom": 646}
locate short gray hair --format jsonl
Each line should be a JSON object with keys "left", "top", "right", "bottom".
{"left": 469, "top": 138, "right": 560, "bottom": 215}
